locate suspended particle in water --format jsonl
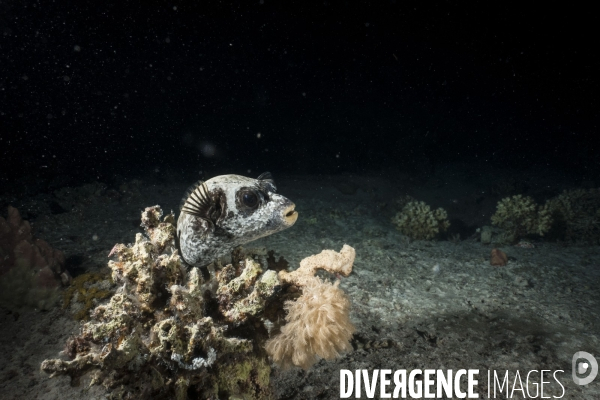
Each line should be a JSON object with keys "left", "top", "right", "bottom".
{"left": 200, "top": 143, "right": 216, "bottom": 158}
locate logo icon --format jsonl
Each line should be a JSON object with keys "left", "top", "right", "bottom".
{"left": 572, "top": 351, "right": 598, "bottom": 385}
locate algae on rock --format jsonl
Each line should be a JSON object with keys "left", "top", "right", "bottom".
{"left": 62, "top": 272, "right": 113, "bottom": 320}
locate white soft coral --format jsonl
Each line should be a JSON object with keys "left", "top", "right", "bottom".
{"left": 265, "top": 277, "right": 355, "bottom": 370}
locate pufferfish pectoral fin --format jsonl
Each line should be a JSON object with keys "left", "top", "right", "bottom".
{"left": 257, "top": 171, "right": 277, "bottom": 192}
{"left": 180, "top": 180, "right": 215, "bottom": 234}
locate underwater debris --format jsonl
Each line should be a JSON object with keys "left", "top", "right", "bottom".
{"left": 41, "top": 206, "right": 356, "bottom": 399}
{"left": 391, "top": 200, "right": 450, "bottom": 240}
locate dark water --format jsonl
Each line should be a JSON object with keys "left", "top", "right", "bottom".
{"left": 0, "top": 2, "right": 599, "bottom": 399}
{"left": 1, "top": 1, "right": 598, "bottom": 192}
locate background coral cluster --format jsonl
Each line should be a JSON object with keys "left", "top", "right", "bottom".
{"left": 391, "top": 200, "right": 450, "bottom": 240}
{"left": 489, "top": 190, "right": 600, "bottom": 244}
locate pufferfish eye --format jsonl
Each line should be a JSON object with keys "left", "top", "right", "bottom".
{"left": 242, "top": 191, "right": 259, "bottom": 208}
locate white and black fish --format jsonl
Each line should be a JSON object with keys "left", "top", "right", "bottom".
{"left": 177, "top": 172, "right": 298, "bottom": 267}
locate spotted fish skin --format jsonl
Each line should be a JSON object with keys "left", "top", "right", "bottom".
{"left": 176, "top": 173, "right": 298, "bottom": 267}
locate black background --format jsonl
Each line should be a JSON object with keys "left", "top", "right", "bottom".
{"left": 1, "top": 1, "right": 598, "bottom": 192}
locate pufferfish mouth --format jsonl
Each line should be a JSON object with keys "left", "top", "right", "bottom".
{"left": 284, "top": 204, "right": 298, "bottom": 225}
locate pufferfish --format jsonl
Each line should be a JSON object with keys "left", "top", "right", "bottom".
{"left": 177, "top": 172, "right": 298, "bottom": 267}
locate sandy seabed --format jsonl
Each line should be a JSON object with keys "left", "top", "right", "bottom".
{"left": 1, "top": 169, "right": 599, "bottom": 399}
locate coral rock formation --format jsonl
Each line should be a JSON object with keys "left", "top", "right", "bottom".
{"left": 42, "top": 206, "right": 357, "bottom": 399}
{"left": 0, "top": 206, "right": 70, "bottom": 310}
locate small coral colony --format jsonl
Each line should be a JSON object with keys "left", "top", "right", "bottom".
{"left": 0, "top": 173, "right": 598, "bottom": 398}
{"left": 391, "top": 191, "right": 600, "bottom": 265}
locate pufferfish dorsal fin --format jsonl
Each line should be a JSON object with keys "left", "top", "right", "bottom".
{"left": 257, "top": 171, "right": 277, "bottom": 192}
{"left": 180, "top": 180, "right": 214, "bottom": 221}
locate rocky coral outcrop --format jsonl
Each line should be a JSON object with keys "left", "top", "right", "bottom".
{"left": 42, "top": 206, "right": 356, "bottom": 400}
